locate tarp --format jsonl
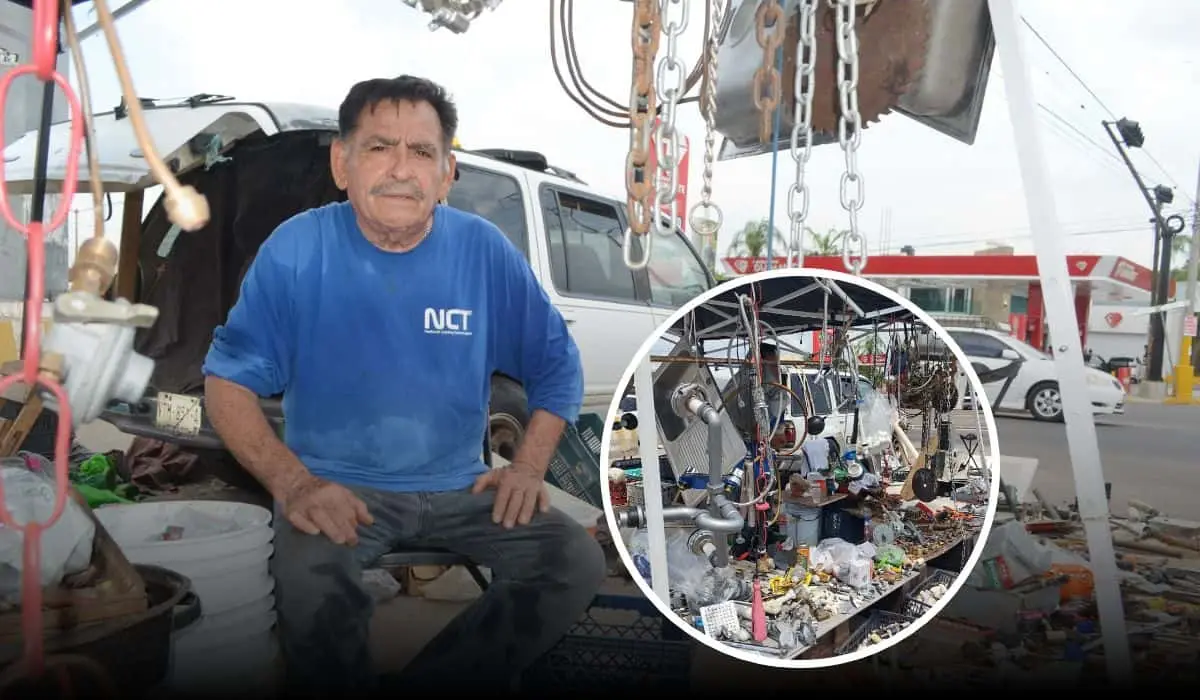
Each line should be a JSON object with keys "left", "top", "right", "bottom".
{"left": 675, "top": 274, "right": 916, "bottom": 340}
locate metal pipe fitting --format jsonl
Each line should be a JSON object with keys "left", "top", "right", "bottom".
{"left": 670, "top": 383, "right": 719, "bottom": 425}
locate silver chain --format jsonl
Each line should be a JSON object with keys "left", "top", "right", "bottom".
{"left": 787, "top": 0, "right": 819, "bottom": 268}
{"left": 687, "top": 0, "right": 725, "bottom": 259}
{"left": 833, "top": 0, "right": 867, "bottom": 274}
{"left": 652, "top": 0, "right": 690, "bottom": 241}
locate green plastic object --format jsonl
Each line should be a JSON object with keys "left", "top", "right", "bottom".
{"left": 74, "top": 454, "right": 118, "bottom": 490}
{"left": 74, "top": 483, "right": 133, "bottom": 508}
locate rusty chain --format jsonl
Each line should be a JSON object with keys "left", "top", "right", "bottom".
{"left": 623, "top": 0, "right": 662, "bottom": 269}
{"left": 752, "top": 0, "right": 786, "bottom": 145}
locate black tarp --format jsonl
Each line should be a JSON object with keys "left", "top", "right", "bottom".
{"left": 674, "top": 274, "right": 916, "bottom": 339}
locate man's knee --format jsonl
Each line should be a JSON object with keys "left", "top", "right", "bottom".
{"left": 535, "top": 512, "right": 607, "bottom": 593}
{"left": 272, "top": 515, "right": 373, "bottom": 627}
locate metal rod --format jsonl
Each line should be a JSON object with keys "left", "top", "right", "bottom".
{"left": 989, "top": 0, "right": 1132, "bottom": 682}
{"left": 633, "top": 357, "right": 670, "bottom": 602}
{"left": 74, "top": 0, "right": 157, "bottom": 42}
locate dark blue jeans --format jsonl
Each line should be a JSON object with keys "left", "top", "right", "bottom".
{"left": 270, "top": 485, "right": 606, "bottom": 696}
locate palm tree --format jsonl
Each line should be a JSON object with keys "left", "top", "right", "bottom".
{"left": 725, "top": 218, "right": 789, "bottom": 259}
{"left": 806, "top": 227, "right": 850, "bottom": 256}
{"left": 1171, "top": 234, "right": 1194, "bottom": 282}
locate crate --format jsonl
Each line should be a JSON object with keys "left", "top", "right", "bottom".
{"left": 899, "top": 568, "right": 958, "bottom": 617}
{"left": 522, "top": 594, "right": 693, "bottom": 691}
{"left": 835, "top": 609, "right": 917, "bottom": 656}
{"left": 545, "top": 415, "right": 606, "bottom": 510}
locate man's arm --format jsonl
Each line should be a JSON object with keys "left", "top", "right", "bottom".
{"left": 488, "top": 229, "right": 584, "bottom": 477}
{"left": 202, "top": 225, "right": 308, "bottom": 500}
{"left": 206, "top": 376, "right": 309, "bottom": 500}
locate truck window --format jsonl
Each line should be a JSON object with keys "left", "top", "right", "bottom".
{"left": 789, "top": 373, "right": 833, "bottom": 416}
{"left": 648, "top": 231, "right": 710, "bottom": 307}
{"left": 447, "top": 165, "right": 529, "bottom": 258}
{"left": 541, "top": 188, "right": 639, "bottom": 302}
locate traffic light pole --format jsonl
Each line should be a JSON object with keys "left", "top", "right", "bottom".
{"left": 1102, "top": 120, "right": 1172, "bottom": 383}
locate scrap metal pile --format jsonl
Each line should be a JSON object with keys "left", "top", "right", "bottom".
{"left": 874, "top": 497, "right": 1200, "bottom": 686}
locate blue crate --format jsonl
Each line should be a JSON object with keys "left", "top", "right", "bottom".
{"left": 522, "top": 594, "right": 693, "bottom": 691}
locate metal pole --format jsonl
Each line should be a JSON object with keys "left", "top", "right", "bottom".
{"left": 633, "top": 356, "right": 670, "bottom": 602}
{"left": 74, "top": 0, "right": 158, "bottom": 41}
{"left": 1171, "top": 164, "right": 1200, "bottom": 402}
{"left": 1148, "top": 204, "right": 1169, "bottom": 382}
{"left": 987, "top": 0, "right": 1132, "bottom": 683}
{"left": 1101, "top": 122, "right": 1169, "bottom": 234}
{"left": 1153, "top": 223, "right": 1175, "bottom": 374}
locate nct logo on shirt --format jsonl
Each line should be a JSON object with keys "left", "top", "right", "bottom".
{"left": 424, "top": 307, "right": 474, "bottom": 336}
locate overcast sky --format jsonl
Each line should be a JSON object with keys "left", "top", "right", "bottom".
{"left": 65, "top": 0, "right": 1199, "bottom": 270}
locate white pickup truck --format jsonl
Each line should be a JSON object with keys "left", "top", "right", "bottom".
{"left": 2, "top": 96, "right": 715, "bottom": 460}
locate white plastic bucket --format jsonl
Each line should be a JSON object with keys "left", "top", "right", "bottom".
{"left": 95, "top": 501, "right": 273, "bottom": 562}
{"left": 95, "top": 501, "right": 275, "bottom": 614}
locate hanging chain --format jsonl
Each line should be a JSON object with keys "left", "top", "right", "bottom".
{"left": 833, "top": 0, "right": 868, "bottom": 274}
{"left": 752, "top": 0, "right": 786, "bottom": 144}
{"left": 623, "top": 0, "right": 662, "bottom": 269}
{"left": 652, "top": 0, "right": 690, "bottom": 242}
{"left": 688, "top": 0, "right": 725, "bottom": 258}
{"left": 787, "top": 0, "right": 819, "bottom": 268}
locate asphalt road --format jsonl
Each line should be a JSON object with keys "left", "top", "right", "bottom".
{"left": 991, "top": 402, "right": 1200, "bottom": 521}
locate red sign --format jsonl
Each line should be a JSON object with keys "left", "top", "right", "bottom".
{"left": 811, "top": 329, "right": 836, "bottom": 362}
{"left": 858, "top": 354, "right": 887, "bottom": 365}
{"left": 1009, "top": 313, "right": 1027, "bottom": 341}
{"left": 648, "top": 121, "right": 690, "bottom": 233}
{"left": 1104, "top": 311, "right": 1123, "bottom": 328}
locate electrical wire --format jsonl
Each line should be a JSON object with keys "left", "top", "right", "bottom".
{"left": 551, "top": 0, "right": 709, "bottom": 127}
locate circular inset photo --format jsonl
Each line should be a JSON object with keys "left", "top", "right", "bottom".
{"left": 601, "top": 268, "right": 1001, "bottom": 668}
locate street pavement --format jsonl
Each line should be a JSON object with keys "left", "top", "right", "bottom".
{"left": 990, "top": 402, "right": 1200, "bottom": 521}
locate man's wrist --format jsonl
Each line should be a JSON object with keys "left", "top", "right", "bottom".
{"left": 508, "top": 459, "right": 546, "bottom": 478}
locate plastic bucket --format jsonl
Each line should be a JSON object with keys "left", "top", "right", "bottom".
{"left": 95, "top": 501, "right": 273, "bottom": 563}
{"left": 788, "top": 506, "right": 822, "bottom": 547}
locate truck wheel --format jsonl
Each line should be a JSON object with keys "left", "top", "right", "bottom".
{"left": 489, "top": 376, "right": 529, "bottom": 463}
{"left": 1026, "top": 381, "right": 1064, "bottom": 422}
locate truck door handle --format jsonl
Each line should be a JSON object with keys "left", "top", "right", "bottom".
{"left": 561, "top": 314, "right": 577, "bottom": 325}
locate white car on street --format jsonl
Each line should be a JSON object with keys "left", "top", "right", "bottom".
{"left": 944, "top": 327, "right": 1126, "bottom": 422}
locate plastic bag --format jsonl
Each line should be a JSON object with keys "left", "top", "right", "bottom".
{"left": 0, "top": 456, "right": 97, "bottom": 600}
{"left": 858, "top": 391, "right": 898, "bottom": 448}
{"left": 811, "top": 538, "right": 858, "bottom": 574}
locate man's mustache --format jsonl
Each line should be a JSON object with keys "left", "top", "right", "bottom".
{"left": 371, "top": 181, "right": 425, "bottom": 199}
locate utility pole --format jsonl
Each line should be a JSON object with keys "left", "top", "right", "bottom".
{"left": 1102, "top": 119, "right": 1174, "bottom": 386}
{"left": 1170, "top": 162, "right": 1200, "bottom": 403}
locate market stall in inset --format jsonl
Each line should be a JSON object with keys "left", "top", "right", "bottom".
{"left": 606, "top": 272, "right": 997, "bottom": 660}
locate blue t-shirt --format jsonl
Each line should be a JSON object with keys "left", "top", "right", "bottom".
{"left": 201, "top": 202, "right": 584, "bottom": 493}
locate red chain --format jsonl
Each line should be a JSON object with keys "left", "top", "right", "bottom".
{"left": 0, "top": 0, "right": 86, "bottom": 679}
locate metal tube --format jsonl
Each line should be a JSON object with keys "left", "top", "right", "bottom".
{"left": 989, "top": 0, "right": 1132, "bottom": 682}
{"left": 633, "top": 357, "right": 670, "bottom": 601}
{"left": 706, "top": 420, "right": 732, "bottom": 565}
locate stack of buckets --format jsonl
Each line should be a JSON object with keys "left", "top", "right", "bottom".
{"left": 96, "top": 500, "right": 279, "bottom": 693}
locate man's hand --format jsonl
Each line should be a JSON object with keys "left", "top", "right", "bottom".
{"left": 471, "top": 461, "right": 550, "bottom": 529}
{"left": 278, "top": 473, "right": 374, "bottom": 546}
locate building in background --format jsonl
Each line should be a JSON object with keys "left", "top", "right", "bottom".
{"left": 722, "top": 246, "right": 1185, "bottom": 363}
